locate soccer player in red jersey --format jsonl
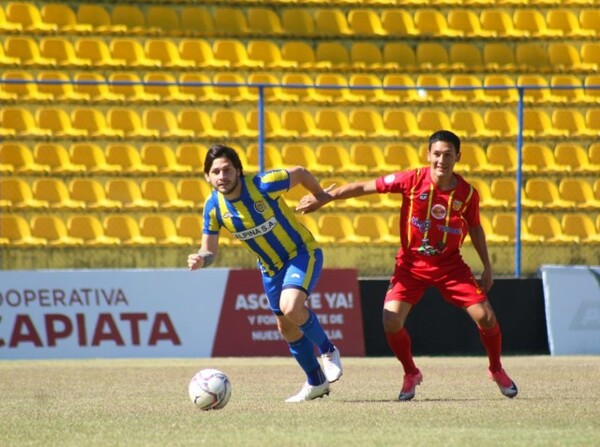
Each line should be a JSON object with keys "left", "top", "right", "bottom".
{"left": 296, "top": 130, "right": 518, "bottom": 400}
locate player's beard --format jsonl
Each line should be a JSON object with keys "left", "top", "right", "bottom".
{"left": 218, "top": 176, "right": 239, "bottom": 196}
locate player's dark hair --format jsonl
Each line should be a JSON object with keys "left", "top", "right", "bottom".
{"left": 204, "top": 144, "right": 244, "bottom": 176}
{"left": 428, "top": 130, "right": 461, "bottom": 154}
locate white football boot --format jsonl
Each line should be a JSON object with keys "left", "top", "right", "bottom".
{"left": 285, "top": 380, "right": 330, "bottom": 403}
{"left": 321, "top": 346, "right": 343, "bottom": 383}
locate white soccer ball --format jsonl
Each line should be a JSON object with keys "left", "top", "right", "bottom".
{"left": 188, "top": 368, "right": 232, "bottom": 410}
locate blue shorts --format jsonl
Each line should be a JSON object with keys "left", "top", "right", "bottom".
{"left": 261, "top": 248, "right": 323, "bottom": 315}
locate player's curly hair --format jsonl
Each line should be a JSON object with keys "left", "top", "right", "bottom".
{"left": 429, "top": 130, "right": 461, "bottom": 154}
{"left": 204, "top": 144, "right": 245, "bottom": 176}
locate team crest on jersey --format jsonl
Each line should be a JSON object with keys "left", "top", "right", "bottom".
{"left": 430, "top": 204, "right": 447, "bottom": 220}
{"left": 452, "top": 200, "right": 463, "bottom": 211}
{"left": 254, "top": 200, "right": 267, "bottom": 213}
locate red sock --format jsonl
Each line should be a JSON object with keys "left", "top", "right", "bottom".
{"left": 385, "top": 328, "right": 418, "bottom": 375}
{"left": 478, "top": 323, "right": 503, "bottom": 373}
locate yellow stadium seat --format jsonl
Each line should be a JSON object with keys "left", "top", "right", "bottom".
{"left": 581, "top": 43, "right": 600, "bottom": 69}
{"left": 5, "top": 36, "right": 55, "bottom": 67}
{"left": 555, "top": 143, "right": 599, "bottom": 174}
{"left": 1, "top": 214, "right": 46, "bottom": 246}
{"left": 213, "top": 72, "right": 258, "bottom": 103}
{"left": 281, "top": 109, "right": 331, "bottom": 139}
{"left": 179, "top": 73, "right": 228, "bottom": 103}
{"left": 349, "top": 109, "right": 397, "bottom": 138}
{"left": 295, "top": 214, "right": 335, "bottom": 245}
{"left": 381, "top": 10, "right": 418, "bottom": 37}
{"left": 0, "top": 143, "right": 49, "bottom": 174}
{"left": 212, "top": 108, "right": 258, "bottom": 139}
{"left": 483, "top": 74, "right": 519, "bottom": 104}
{"left": 75, "top": 37, "right": 127, "bottom": 68}
{"left": 383, "top": 43, "right": 418, "bottom": 72}
{"left": 382, "top": 73, "right": 421, "bottom": 104}
{"left": 279, "top": 73, "right": 321, "bottom": 105}
{"left": 176, "top": 214, "right": 203, "bottom": 245}
{"left": 6, "top": 2, "right": 57, "bottom": 33}
{"left": 350, "top": 142, "right": 397, "bottom": 174}
{"left": 316, "top": 110, "right": 365, "bottom": 138}
{"left": 32, "top": 178, "right": 85, "bottom": 209}
{"left": 144, "top": 109, "right": 195, "bottom": 139}
{"left": 587, "top": 109, "right": 600, "bottom": 134}
{"left": 141, "top": 143, "right": 192, "bottom": 174}
{"left": 466, "top": 178, "right": 507, "bottom": 209}
{"left": 451, "top": 110, "right": 500, "bottom": 139}
{"left": 69, "top": 178, "right": 120, "bottom": 210}
{"left": 281, "top": 10, "right": 315, "bottom": 37}
{"left": 350, "top": 42, "right": 385, "bottom": 71}
{"left": 248, "top": 40, "right": 296, "bottom": 69}
{"left": 547, "top": 9, "right": 595, "bottom": 38}
{"left": 318, "top": 214, "right": 370, "bottom": 244}
{"left": 0, "top": 178, "right": 48, "bottom": 209}
{"left": 180, "top": 7, "right": 214, "bottom": 36}
{"left": 0, "top": 4, "right": 22, "bottom": 33}
{"left": 37, "top": 71, "right": 89, "bottom": 103}
{"left": 383, "top": 109, "right": 430, "bottom": 139}
{"left": 248, "top": 8, "right": 283, "bottom": 36}
{"left": 315, "top": 9, "right": 352, "bottom": 36}
{"left": 246, "top": 143, "right": 284, "bottom": 171}
{"left": 524, "top": 109, "right": 569, "bottom": 138}
{"left": 479, "top": 214, "right": 510, "bottom": 244}
{"left": 553, "top": 108, "right": 596, "bottom": 138}
{"left": 281, "top": 143, "right": 332, "bottom": 176}
{"left": 247, "top": 110, "right": 297, "bottom": 139}
{"left": 550, "top": 75, "right": 592, "bottom": 105}
{"left": 516, "top": 43, "right": 551, "bottom": 72}
{"left": 1, "top": 108, "right": 47, "bottom": 138}
{"left": 316, "top": 144, "right": 364, "bottom": 174}
{"left": 492, "top": 213, "right": 524, "bottom": 243}
{"left": 549, "top": 43, "right": 596, "bottom": 73}
{"left": 449, "top": 75, "right": 488, "bottom": 105}
{"left": 517, "top": 74, "right": 552, "bottom": 104}
{"left": 417, "top": 109, "right": 452, "bottom": 134}
{"left": 141, "top": 178, "right": 194, "bottom": 210}
{"left": 483, "top": 43, "right": 517, "bottom": 73}
{"left": 448, "top": 9, "right": 494, "bottom": 37}
{"left": 175, "top": 143, "right": 209, "bottom": 173}
{"left": 70, "top": 143, "right": 120, "bottom": 174}
{"left": 67, "top": 215, "right": 120, "bottom": 246}
{"left": 72, "top": 108, "right": 123, "bottom": 139}
{"left": 140, "top": 215, "right": 192, "bottom": 246}
{"left": 143, "top": 72, "right": 194, "bottom": 104}
{"left": 179, "top": 39, "right": 229, "bottom": 69}
{"left": 384, "top": 143, "right": 421, "bottom": 169}
{"left": 281, "top": 42, "right": 323, "bottom": 69}
{"left": 214, "top": 7, "right": 249, "bottom": 35}
{"left": 522, "top": 143, "right": 569, "bottom": 174}
{"left": 213, "top": 39, "right": 261, "bottom": 69}
{"left": 316, "top": 42, "right": 351, "bottom": 70}
{"left": 486, "top": 143, "right": 517, "bottom": 174}
{"left": 415, "top": 9, "right": 461, "bottom": 37}
{"left": 178, "top": 109, "right": 228, "bottom": 139}
{"left": 106, "top": 143, "right": 157, "bottom": 175}
{"left": 146, "top": 39, "right": 194, "bottom": 69}
{"left": 490, "top": 178, "right": 518, "bottom": 207}
{"left": 37, "top": 108, "right": 88, "bottom": 139}
{"left": 108, "top": 72, "right": 160, "bottom": 104}
{"left": 111, "top": 5, "right": 149, "bottom": 35}
{"left": 527, "top": 213, "right": 579, "bottom": 243}
{"left": 450, "top": 43, "right": 484, "bottom": 71}
{"left": 484, "top": 109, "right": 517, "bottom": 137}
{"left": 107, "top": 108, "right": 159, "bottom": 139}
{"left": 76, "top": 4, "right": 126, "bottom": 35}
{"left": 457, "top": 143, "right": 503, "bottom": 174}
{"left": 73, "top": 72, "right": 125, "bottom": 104}
{"left": 248, "top": 72, "right": 297, "bottom": 104}
{"left": 416, "top": 43, "right": 451, "bottom": 71}
{"left": 525, "top": 178, "right": 575, "bottom": 209}
{"left": 105, "top": 178, "right": 158, "bottom": 210}
{"left": 589, "top": 144, "right": 600, "bottom": 170}
{"left": 559, "top": 178, "right": 600, "bottom": 208}
{"left": 146, "top": 6, "right": 180, "bottom": 34}
{"left": 354, "top": 214, "right": 397, "bottom": 245}
{"left": 104, "top": 215, "right": 155, "bottom": 246}
{"left": 41, "top": 3, "right": 91, "bottom": 34}
{"left": 416, "top": 74, "right": 454, "bottom": 103}
{"left": 34, "top": 142, "right": 85, "bottom": 174}
{"left": 2, "top": 70, "right": 52, "bottom": 102}
{"left": 349, "top": 73, "right": 392, "bottom": 105}
{"left": 177, "top": 179, "right": 213, "bottom": 208}
{"left": 514, "top": 9, "right": 562, "bottom": 38}
{"left": 40, "top": 37, "right": 90, "bottom": 68}
{"left": 111, "top": 38, "right": 161, "bottom": 68}
{"left": 580, "top": 9, "right": 600, "bottom": 36}
{"left": 562, "top": 214, "right": 600, "bottom": 243}
{"left": 349, "top": 9, "right": 386, "bottom": 36}
{"left": 314, "top": 73, "right": 358, "bottom": 104}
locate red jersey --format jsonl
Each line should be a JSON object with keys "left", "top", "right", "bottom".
{"left": 376, "top": 167, "right": 480, "bottom": 264}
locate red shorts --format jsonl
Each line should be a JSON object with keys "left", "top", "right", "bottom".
{"left": 384, "top": 254, "right": 487, "bottom": 308}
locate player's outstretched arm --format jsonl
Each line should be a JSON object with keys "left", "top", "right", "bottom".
{"left": 468, "top": 224, "right": 494, "bottom": 292}
{"left": 188, "top": 233, "right": 219, "bottom": 271}
{"left": 296, "top": 179, "right": 378, "bottom": 214}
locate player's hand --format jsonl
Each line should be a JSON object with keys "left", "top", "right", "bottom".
{"left": 187, "top": 253, "right": 204, "bottom": 271}
{"left": 480, "top": 266, "right": 493, "bottom": 293}
{"left": 295, "top": 184, "right": 335, "bottom": 214}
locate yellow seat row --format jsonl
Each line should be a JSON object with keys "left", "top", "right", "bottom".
{"left": 4, "top": 3, "right": 600, "bottom": 39}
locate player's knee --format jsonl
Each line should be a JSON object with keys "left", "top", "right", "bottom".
{"left": 382, "top": 313, "right": 404, "bottom": 333}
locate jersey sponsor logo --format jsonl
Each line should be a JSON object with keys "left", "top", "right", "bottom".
{"left": 411, "top": 216, "right": 431, "bottom": 233}
{"left": 430, "top": 204, "right": 447, "bottom": 220}
{"left": 437, "top": 224, "right": 462, "bottom": 235}
{"left": 233, "top": 216, "right": 278, "bottom": 241}
{"left": 452, "top": 200, "right": 463, "bottom": 211}
{"left": 254, "top": 200, "right": 267, "bottom": 214}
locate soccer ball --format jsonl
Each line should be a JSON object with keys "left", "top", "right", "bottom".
{"left": 188, "top": 368, "right": 232, "bottom": 410}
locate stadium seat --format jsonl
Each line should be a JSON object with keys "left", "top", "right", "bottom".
{"left": 348, "top": 73, "right": 391, "bottom": 105}
{"left": 248, "top": 72, "right": 297, "bottom": 104}
{"left": 550, "top": 75, "right": 592, "bottom": 105}
{"left": 524, "top": 109, "right": 568, "bottom": 138}
{"left": 416, "top": 74, "right": 454, "bottom": 103}
{"left": 559, "top": 178, "right": 600, "bottom": 208}
{"left": 384, "top": 143, "right": 421, "bottom": 169}
{"left": 525, "top": 179, "right": 576, "bottom": 209}
{"left": 315, "top": 9, "right": 352, "bottom": 36}
{"left": 70, "top": 143, "right": 120, "bottom": 174}
{"left": 0, "top": 4, "right": 22, "bottom": 33}
{"left": 350, "top": 42, "right": 385, "bottom": 71}
{"left": 0, "top": 214, "right": 46, "bottom": 246}
{"left": 417, "top": 109, "right": 452, "bottom": 134}
{"left": 415, "top": 9, "right": 461, "bottom": 37}
{"left": 104, "top": 215, "right": 155, "bottom": 246}
{"left": 281, "top": 109, "right": 331, "bottom": 139}
{"left": 146, "top": 6, "right": 180, "bottom": 34}
{"left": 527, "top": 213, "right": 578, "bottom": 243}
{"left": 295, "top": 214, "right": 335, "bottom": 245}
{"left": 279, "top": 73, "right": 323, "bottom": 105}
{"left": 486, "top": 143, "right": 517, "bottom": 173}
{"left": 0, "top": 178, "right": 48, "bottom": 209}
{"left": 175, "top": 143, "right": 209, "bottom": 173}
{"left": 349, "top": 109, "right": 397, "bottom": 138}
{"left": 37, "top": 108, "right": 88, "bottom": 139}
{"left": 72, "top": 108, "right": 123, "bottom": 139}
{"left": 246, "top": 143, "right": 284, "bottom": 171}
{"left": 76, "top": 4, "right": 126, "bottom": 34}
{"left": 105, "top": 143, "right": 156, "bottom": 175}
{"left": 562, "top": 213, "right": 600, "bottom": 243}
{"left": 381, "top": 10, "right": 418, "bottom": 37}
{"left": 451, "top": 110, "right": 500, "bottom": 139}
{"left": 67, "top": 215, "right": 120, "bottom": 246}
{"left": 248, "top": 8, "right": 283, "bottom": 36}
{"left": 549, "top": 43, "right": 595, "bottom": 73}
{"left": 449, "top": 75, "right": 488, "bottom": 105}
{"left": 281, "top": 9, "right": 315, "bottom": 37}
{"left": 179, "top": 73, "right": 228, "bottom": 103}
{"left": 213, "top": 39, "right": 261, "bottom": 69}
{"left": 32, "top": 178, "right": 85, "bottom": 209}
{"left": 246, "top": 110, "right": 297, "bottom": 139}
{"left": 143, "top": 109, "right": 195, "bottom": 139}
{"left": 318, "top": 214, "right": 370, "bottom": 244}
{"left": 1, "top": 107, "right": 48, "bottom": 138}
{"left": 142, "top": 178, "right": 194, "bottom": 210}
{"left": 5, "top": 36, "right": 55, "bottom": 67}
{"left": 490, "top": 178, "right": 518, "bottom": 207}
{"left": 111, "top": 38, "right": 161, "bottom": 68}
{"left": 492, "top": 213, "right": 519, "bottom": 242}
{"left": 313, "top": 73, "right": 358, "bottom": 104}
{"left": 214, "top": 7, "right": 249, "bottom": 36}
{"left": 75, "top": 37, "right": 127, "bottom": 69}
{"left": 579, "top": 9, "right": 600, "bottom": 36}
{"left": 382, "top": 43, "right": 418, "bottom": 72}
{"left": 354, "top": 214, "right": 397, "bottom": 245}
{"left": 140, "top": 215, "right": 193, "bottom": 246}
{"left": 350, "top": 143, "right": 396, "bottom": 175}
{"left": 448, "top": 9, "right": 494, "bottom": 37}
{"left": 581, "top": 43, "right": 600, "bottom": 70}
{"left": 281, "top": 41, "right": 326, "bottom": 70}
{"left": 37, "top": 71, "right": 89, "bottom": 103}
{"left": 177, "top": 179, "right": 213, "bottom": 208}
{"left": 213, "top": 72, "right": 258, "bottom": 103}
{"left": 105, "top": 179, "right": 158, "bottom": 209}
{"left": 483, "top": 74, "right": 519, "bottom": 104}
{"left": 109, "top": 72, "right": 160, "bottom": 104}
{"left": 517, "top": 74, "right": 553, "bottom": 104}
{"left": 383, "top": 109, "right": 430, "bottom": 139}
{"left": 212, "top": 109, "right": 258, "bottom": 139}
{"left": 0, "top": 143, "right": 49, "bottom": 174}
{"left": 479, "top": 214, "right": 510, "bottom": 244}
{"left": 146, "top": 39, "right": 194, "bottom": 69}
{"left": 180, "top": 7, "right": 214, "bottom": 36}
{"left": 111, "top": 5, "right": 150, "bottom": 35}
{"left": 480, "top": 10, "right": 525, "bottom": 38}
{"left": 514, "top": 9, "right": 562, "bottom": 38}
{"left": 516, "top": 43, "right": 551, "bottom": 72}
{"left": 348, "top": 9, "right": 386, "bottom": 36}
{"left": 143, "top": 72, "right": 194, "bottom": 104}
{"left": 69, "top": 178, "right": 120, "bottom": 210}
{"left": 41, "top": 4, "right": 91, "bottom": 33}
{"left": 483, "top": 44, "right": 518, "bottom": 73}
{"left": 416, "top": 43, "right": 451, "bottom": 72}
{"left": 178, "top": 109, "right": 228, "bottom": 139}
{"left": 586, "top": 109, "right": 600, "bottom": 134}
{"left": 316, "top": 42, "right": 351, "bottom": 70}
{"left": 40, "top": 37, "right": 90, "bottom": 68}
{"left": 6, "top": 2, "right": 57, "bottom": 33}
{"left": 547, "top": 9, "right": 595, "bottom": 38}
{"left": 73, "top": 72, "right": 125, "bottom": 104}
{"left": 590, "top": 144, "right": 600, "bottom": 170}
{"left": 554, "top": 143, "right": 598, "bottom": 173}
{"left": 2, "top": 70, "right": 52, "bottom": 102}
{"left": 382, "top": 74, "right": 421, "bottom": 104}
{"left": 281, "top": 143, "right": 332, "bottom": 176}
{"left": 468, "top": 179, "right": 508, "bottom": 209}
{"left": 316, "top": 110, "right": 365, "bottom": 138}
{"left": 176, "top": 214, "right": 204, "bottom": 245}
{"left": 457, "top": 143, "right": 503, "bottom": 174}
{"left": 248, "top": 40, "right": 296, "bottom": 70}
{"left": 522, "top": 143, "right": 571, "bottom": 174}
{"left": 141, "top": 143, "right": 192, "bottom": 174}
{"left": 34, "top": 142, "right": 86, "bottom": 173}
{"left": 552, "top": 109, "right": 596, "bottom": 138}
{"left": 107, "top": 108, "right": 159, "bottom": 139}
{"left": 179, "top": 39, "right": 229, "bottom": 69}
{"left": 450, "top": 43, "right": 484, "bottom": 72}
{"left": 316, "top": 144, "right": 364, "bottom": 174}
{"left": 484, "top": 109, "right": 517, "bottom": 137}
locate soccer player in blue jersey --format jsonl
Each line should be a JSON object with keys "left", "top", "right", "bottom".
{"left": 187, "top": 143, "right": 342, "bottom": 402}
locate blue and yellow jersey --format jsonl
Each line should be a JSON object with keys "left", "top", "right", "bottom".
{"left": 202, "top": 169, "right": 318, "bottom": 276}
